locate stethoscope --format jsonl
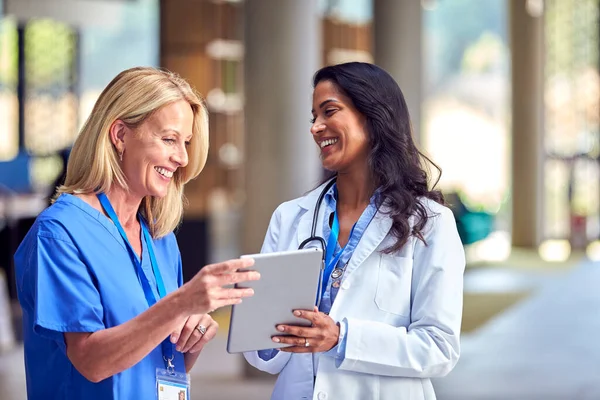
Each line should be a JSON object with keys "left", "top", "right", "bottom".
{"left": 298, "top": 177, "right": 337, "bottom": 307}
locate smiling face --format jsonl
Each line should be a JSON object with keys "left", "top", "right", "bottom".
{"left": 113, "top": 100, "right": 193, "bottom": 200}
{"left": 311, "top": 80, "right": 370, "bottom": 173}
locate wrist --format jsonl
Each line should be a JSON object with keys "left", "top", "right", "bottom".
{"left": 166, "top": 287, "right": 192, "bottom": 318}
{"left": 332, "top": 322, "right": 341, "bottom": 348}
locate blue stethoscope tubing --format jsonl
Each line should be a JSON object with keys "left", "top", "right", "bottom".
{"left": 298, "top": 177, "right": 337, "bottom": 308}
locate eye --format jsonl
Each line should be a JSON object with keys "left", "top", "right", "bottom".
{"left": 185, "top": 141, "right": 191, "bottom": 147}
{"left": 325, "top": 108, "right": 337, "bottom": 117}
{"left": 163, "top": 138, "right": 175, "bottom": 144}
{"left": 310, "top": 117, "right": 316, "bottom": 124}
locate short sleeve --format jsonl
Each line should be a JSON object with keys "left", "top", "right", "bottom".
{"left": 29, "top": 232, "right": 105, "bottom": 350}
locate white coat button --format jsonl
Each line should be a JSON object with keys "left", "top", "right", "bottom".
{"left": 341, "top": 281, "right": 350, "bottom": 290}
{"left": 317, "top": 392, "right": 327, "bottom": 400}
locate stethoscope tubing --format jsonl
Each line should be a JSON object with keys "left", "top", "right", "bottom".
{"left": 298, "top": 177, "right": 337, "bottom": 307}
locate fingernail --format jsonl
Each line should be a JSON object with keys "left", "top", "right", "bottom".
{"left": 171, "top": 336, "right": 178, "bottom": 343}
{"left": 272, "top": 337, "right": 280, "bottom": 343}
{"left": 247, "top": 289, "right": 254, "bottom": 295}
{"left": 293, "top": 310, "right": 301, "bottom": 316}
{"left": 277, "top": 326, "right": 284, "bottom": 332}
{"left": 176, "top": 346, "right": 181, "bottom": 352}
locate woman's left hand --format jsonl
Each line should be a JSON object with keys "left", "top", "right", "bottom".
{"left": 272, "top": 307, "right": 340, "bottom": 353}
{"left": 170, "top": 313, "right": 218, "bottom": 354}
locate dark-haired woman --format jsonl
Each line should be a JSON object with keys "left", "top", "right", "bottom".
{"left": 244, "top": 62, "right": 465, "bottom": 400}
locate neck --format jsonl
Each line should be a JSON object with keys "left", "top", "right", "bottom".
{"left": 104, "top": 186, "right": 142, "bottom": 229}
{"left": 336, "top": 165, "right": 376, "bottom": 209}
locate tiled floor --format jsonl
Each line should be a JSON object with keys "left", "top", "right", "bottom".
{"left": 2, "top": 261, "right": 596, "bottom": 399}
{"left": 434, "top": 261, "right": 600, "bottom": 400}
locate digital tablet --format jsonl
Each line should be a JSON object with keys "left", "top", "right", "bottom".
{"left": 226, "top": 248, "right": 323, "bottom": 354}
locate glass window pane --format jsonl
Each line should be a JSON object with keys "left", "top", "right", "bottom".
{"left": 544, "top": 159, "right": 571, "bottom": 239}
{"left": 544, "top": 0, "right": 600, "bottom": 242}
{"left": 24, "top": 19, "right": 77, "bottom": 155}
{"left": 0, "top": 17, "right": 18, "bottom": 161}
{"left": 423, "top": 0, "right": 510, "bottom": 235}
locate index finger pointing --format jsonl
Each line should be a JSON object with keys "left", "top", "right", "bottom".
{"left": 204, "top": 258, "right": 255, "bottom": 275}
{"left": 218, "top": 270, "right": 261, "bottom": 286}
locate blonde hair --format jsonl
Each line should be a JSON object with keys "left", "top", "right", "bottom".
{"left": 57, "top": 67, "right": 209, "bottom": 238}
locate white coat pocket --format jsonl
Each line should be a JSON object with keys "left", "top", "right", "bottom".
{"left": 374, "top": 255, "right": 413, "bottom": 317}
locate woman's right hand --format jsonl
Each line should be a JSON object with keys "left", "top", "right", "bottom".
{"left": 180, "top": 258, "right": 259, "bottom": 315}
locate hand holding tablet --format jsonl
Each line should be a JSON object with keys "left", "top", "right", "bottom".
{"left": 226, "top": 248, "right": 323, "bottom": 353}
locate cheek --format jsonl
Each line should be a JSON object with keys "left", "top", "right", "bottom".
{"left": 346, "top": 131, "right": 369, "bottom": 153}
{"left": 140, "top": 144, "right": 168, "bottom": 162}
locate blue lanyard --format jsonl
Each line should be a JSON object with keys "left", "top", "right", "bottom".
{"left": 322, "top": 209, "right": 356, "bottom": 300}
{"left": 97, "top": 193, "right": 175, "bottom": 371}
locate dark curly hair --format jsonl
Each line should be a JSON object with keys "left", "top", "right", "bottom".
{"left": 313, "top": 62, "right": 444, "bottom": 252}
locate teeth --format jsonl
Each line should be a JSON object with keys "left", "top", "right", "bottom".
{"left": 320, "top": 138, "right": 338, "bottom": 148}
{"left": 155, "top": 167, "right": 173, "bottom": 178}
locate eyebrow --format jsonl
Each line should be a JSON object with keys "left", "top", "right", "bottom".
{"left": 161, "top": 128, "right": 193, "bottom": 141}
{"left": 311, "top": 99, "right": 340, "bottom": 114}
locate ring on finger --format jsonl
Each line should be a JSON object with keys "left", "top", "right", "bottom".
{"left": 195, "top": 324, "right": 207, "bottom": 335}
{"left": 304, "top": 338, "right": 310, "bottom": 347}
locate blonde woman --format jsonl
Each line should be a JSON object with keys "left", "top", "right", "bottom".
{"left": 14, "top": 67, "right": 259, "bottom": 400}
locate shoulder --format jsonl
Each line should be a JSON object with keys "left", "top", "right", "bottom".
{"left": 154, "top": 231, "right": 178, "bottom": 249}
{"left": 14, "top": 199, "right": 88, "bottom": 279}
{"left": 32, "top": 199, "right": 81, "bottom": 242}
{"left": 415, "top": 197, "right": 459, "bottom": 240}
{"left": 272, "top": 197, "right": 304, "bottom": 217}
{"left": 36, "top": 194, "right": 104, "bottom": 239}
{"left": 417, "top": 197, "right": 453, "bottom": 219}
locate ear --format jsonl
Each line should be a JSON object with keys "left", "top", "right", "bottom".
{"left": 109, "top": 120, "right": 128, "bottom": 154}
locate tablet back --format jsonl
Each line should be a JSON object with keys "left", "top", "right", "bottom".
{"left": 226, "top": 248, "right": 323, "bottom": 353}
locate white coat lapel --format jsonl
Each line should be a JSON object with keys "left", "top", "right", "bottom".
{"left": 296, "top": 211, "right": 315, "bottom": 249}
{"left": 342, "top": 205, "right": 393, "bottom": 278}
{"left": 295, "top": 181, "right": 331, "bottom": 250}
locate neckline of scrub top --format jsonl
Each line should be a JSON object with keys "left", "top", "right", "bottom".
{"left": 55, "top": 193, "right": 145, "bottom": 254}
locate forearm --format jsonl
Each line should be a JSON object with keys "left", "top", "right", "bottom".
{"left": 243, "top": 350, "right": 292, "bottom": 374}
{"left": 66, "top": 290, "right": 188, "bottom": 382}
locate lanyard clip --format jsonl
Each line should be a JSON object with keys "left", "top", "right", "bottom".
{"left": 164, "top": 355, "right": 175, "bottom": 374}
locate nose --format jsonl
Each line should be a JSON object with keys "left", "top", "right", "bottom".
{"left": 171, "top": 142, "right": 189, "bottom": 168}
{"left": 311, "top": 120, "right": 325, "bottom": 136}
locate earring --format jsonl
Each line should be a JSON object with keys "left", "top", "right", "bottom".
{"left": 118, "top": 151, "right": 123, "bottom": 162}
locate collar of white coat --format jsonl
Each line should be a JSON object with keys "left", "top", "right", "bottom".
{"left": 296, "top": 181, "right": 393, "bottom": 278}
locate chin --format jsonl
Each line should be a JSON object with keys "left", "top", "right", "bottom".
{"left": 147, "top": 186, "right": 169, "bottom": 199}
{"left": 321, "top": 159, "right": 342, "bottom": 172}
{"left": 322, "top": 164, "right": 339, "bottom": 173}
{"left": 152, "top": 191, "right": 169, "bottom": 199}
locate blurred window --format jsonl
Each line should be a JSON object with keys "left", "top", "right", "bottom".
{"left": 544, "top": 0, "right": 600, "bottom": 246}
{"left": 24, "top": 19, "right": 77, "bottom": 156}
{"left": 423, "top": 0, "right": 510, "bottom": 244}
{"left": 0, "top": 17, "right": 18, "bottom": 161}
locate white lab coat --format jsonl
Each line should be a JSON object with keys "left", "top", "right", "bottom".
{"left": 244, "top": 182, "right": 466, "bottom": 400}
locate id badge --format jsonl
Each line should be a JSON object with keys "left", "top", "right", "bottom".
{"left": 156, "top": 368, "right": 190, "bottom": 400}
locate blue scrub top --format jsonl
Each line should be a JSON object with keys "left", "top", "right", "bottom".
{"left": 14, "top": 194, "right": 186, "bottom": 400}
